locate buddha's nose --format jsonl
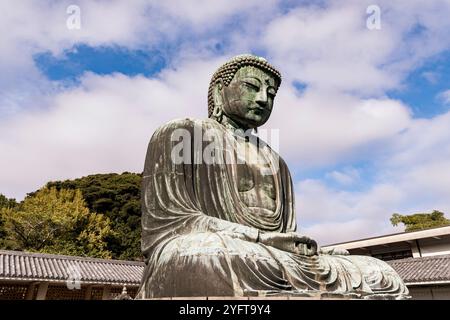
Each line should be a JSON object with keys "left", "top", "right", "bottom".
{"left": 255, "top": 89, "right": 268, "bottom": 107}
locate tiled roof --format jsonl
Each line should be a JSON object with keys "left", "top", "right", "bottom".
{"left": 388, "top": 254, "right": 450, "bottom": 284}
{"left": 0, "top": 250, "right": 144, "bottom": 286}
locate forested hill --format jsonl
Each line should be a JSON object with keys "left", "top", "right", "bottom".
{"left": 24, "top": 172, "right": 142, "bottom": 260}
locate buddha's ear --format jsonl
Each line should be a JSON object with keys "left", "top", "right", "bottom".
{"left": 212, "top": 79, "right": 224, "bottom": 109}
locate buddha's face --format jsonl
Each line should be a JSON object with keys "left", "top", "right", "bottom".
{"left": 220, "top": 66, "right": 278, "bottom": 129}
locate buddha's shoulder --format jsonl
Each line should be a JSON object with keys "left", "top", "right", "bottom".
{"left": 153, "top": 118, "right": 220, "bottom": 133}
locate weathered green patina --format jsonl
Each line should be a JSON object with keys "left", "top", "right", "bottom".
{"left": 136, "top": 54, "right": 409, "bottom": 299}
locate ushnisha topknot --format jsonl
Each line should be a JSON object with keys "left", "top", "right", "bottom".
{"left": 207, "top": 54, "right": 282, "bottom": 118}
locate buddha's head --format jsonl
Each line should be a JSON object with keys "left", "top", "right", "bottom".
{"left": 208, "top": 54, "right": 282, "bottom": 129}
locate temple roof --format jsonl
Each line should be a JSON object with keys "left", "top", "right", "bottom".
{"left": 0, "top": 250, "right": 144, "bottom": 286}
{"left": 387, "top": 254, "right": 450, "bottom": 285}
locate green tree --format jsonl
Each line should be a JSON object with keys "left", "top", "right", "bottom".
{"left": 1, "top": 187, "right": 113, "bottom": 258}
{"left": 41, "top": 172, "right": 142, "bottom": 260}
{"left": 0, "top": 194, "right": 18, "bottom": 248}
{"left": 0, "top": 194, "right": 17, "bottom": 209}
{"left": 390, "top": 210, "right": 450, "bottom": 232}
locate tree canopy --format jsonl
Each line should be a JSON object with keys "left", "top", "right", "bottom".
{"left": 42, "top": 172, "right": 142, "bottom": 260}
{"left": 390, "top": 210, "right": 450, "bottom": 232}
{"left": 0, "top": 194, "right": 17, "bottom": 209}
{"left": 1, "top": 187, "right": 113, "bottom": 258}
{"left": 0, "top": 194, "right": 18, "bottom": 247}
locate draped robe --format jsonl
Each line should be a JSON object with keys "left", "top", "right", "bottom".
{"left": 136, "top": 118, "right": 409, "bottom": 299}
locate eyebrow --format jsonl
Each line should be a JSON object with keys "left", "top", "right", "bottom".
{"left": 241, "top": 75, "right": 276, "bottom": 87}
{"left": 242, "top": 76, "right": 261, "bottom": 84}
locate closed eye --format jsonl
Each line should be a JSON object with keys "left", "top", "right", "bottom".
{"left": 243, "top": 81, "right": 260, "bottom": 91}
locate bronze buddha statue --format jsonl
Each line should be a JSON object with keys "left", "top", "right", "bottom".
{"left": 136, "top": 54, "right": 409, "bottom": 299}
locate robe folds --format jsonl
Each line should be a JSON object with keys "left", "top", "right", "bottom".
{"left": 136, "top": 118, "right": 409, "bottom": 299}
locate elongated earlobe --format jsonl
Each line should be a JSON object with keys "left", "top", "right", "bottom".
{"left": 212, "top": 82, "right": 224, "bottom": 123}
{"left": 212, "top": 104, "right": 223, "bottom": 123}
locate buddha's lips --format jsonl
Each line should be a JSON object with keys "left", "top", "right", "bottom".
{"left": 249, "top": 106, "right": 268, "bottom": 115}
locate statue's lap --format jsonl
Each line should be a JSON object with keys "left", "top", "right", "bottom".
{"left": 147, "top": 232, "right": 406, "bottom": 298}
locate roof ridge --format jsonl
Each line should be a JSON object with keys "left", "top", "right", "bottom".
{"left": 0, "top": 249, "right": 144, "bottom": 266}
{"left": 389, "top": 254, "right": 450, "bottom": 264}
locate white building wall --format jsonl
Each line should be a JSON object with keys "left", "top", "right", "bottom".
{"left": 409, "top": 285, "right": 450, "bottom": 300}
{"left": 418, "top": 238, "right": 450, "bottom": 257}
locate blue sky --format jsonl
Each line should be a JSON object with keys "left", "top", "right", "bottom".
{"left": 1, "top": 0, "right": 450, "bottom": 244}
{"left": 388, "top": 51, "right": 450, "bottom": 118}
{"left": 34, "top": 45, "right": 167, "bottom": 81}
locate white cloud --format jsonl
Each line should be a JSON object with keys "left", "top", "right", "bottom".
{"left": 0, "top": 58, "right": 221, "bottom": 199}
{"left": 295, "top": 179, "right": 357, "bottom": 223}
{"left": 262, "top": 2, "right": 397, "bottom": 94}
{"left": 296, "top": 179, "right": 404, "bottom": 222}
{"left": 302, "top": 220, "right": 401, "bottom": 247}
{"left": 438, "top": 89, "right": 450, "bottom": 105}
{"left": 266, "top": 88, "right": 412, "bottom": 167}
{"left": 422, "top": 71, "right": 439, "bottom": 84}
{"left": 326, "top": 167, "right": 360, "bottom": 186}
{"left": 387, "top": 111, "right": 450, "bottom": 168}
{"left": 0, "top": 0, "right": 281, "bottom": 116}
{"left": 293, "top": 108, "right": 450, "bottom": 245}
{"left": 294, "top": 164, "right": 421, "bottom": 247}
{"left": 262, "top": 0, "right": 450, "bottom": 95}
{"left": 0, "top": 0, "right": 154, "bottom": 116}
{"left": 154, "top": 0, "right": 278, "bottom": 29}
